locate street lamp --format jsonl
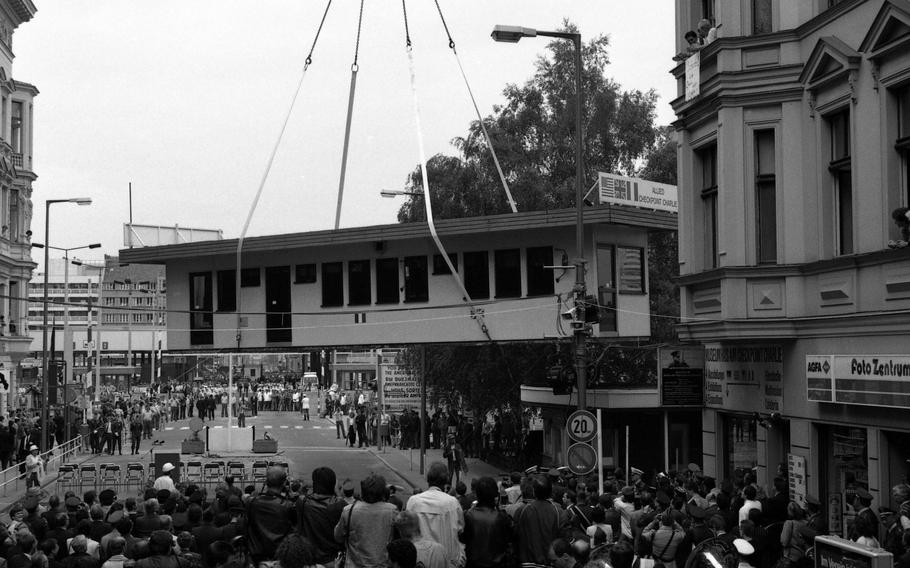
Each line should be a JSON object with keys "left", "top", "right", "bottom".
{"left": 380, "top": 189, "right": 423, "bottom": 199}
{"left": 40, "top": 197, "right": 92, "bottom": 453}
{"left": 492, "top": 25, "right": 589, "bottom": 410}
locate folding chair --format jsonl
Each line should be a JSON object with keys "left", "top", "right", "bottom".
{"left": 147, "top": 463, "right": 156, "bottom": 483}
{"left": 125, "top": 463, "right": 145, "bottom": 492}
{"left": 56, "top": 464, "right": 77, "bottom": 492}
{"left": 268, "top": 461, "right": 290, "bottom": 476}
{"left": 100, "top": 463, "right": 121, "bottom": 488}
{"left": 79, "top": 464, "right": 98, "bottom": 491}
{"left": 227, "top": 461, "right": 245, "bottom": 481}
{"left": 252, "top": 460, "right": 268, "bottom": 484}
{"left": 203, "top": 462, "right": 222, "bottom": 485}
{"left": 185, "top": 461, "right": 203, "bottom": 483}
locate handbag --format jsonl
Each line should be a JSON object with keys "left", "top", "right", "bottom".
{"left": 336, "top": 501, "right": 355, "bottom": 568}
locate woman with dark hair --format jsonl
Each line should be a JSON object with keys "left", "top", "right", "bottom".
{"left": 460, "top": 476, "right": 513, "bottom": 567}
{"left": 334, "top": 473, "right": 397, "bottom": 567}
{"left": 274, "top": 533, "right": 323, "bottom": 568}
{"left": 779, "top": 502, "right": 808, "bottom": 567}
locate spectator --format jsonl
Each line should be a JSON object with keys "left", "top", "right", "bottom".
{"left": 515, "top": 474, "right": 571, "bottom": 567}
{"left": 642, "top": 513, "right": 686, "bottom": 568}
{"left": 405, "top": 462, "right": 465, "bottom": 568}
{"left": 174, "top": 532, "right": 202, "bottom": 568}
{"left": 738, "top": 486, "right": 762, "bottom": 525}
{"left": 296, "top": 466, "right": 345, "bottom": 566}
{"left": 394, "top": 510, "right": 449, "bottom": 568}
{"left": 460, "top": 476, "right": 513, "bottom": 568}
{"left": 246, "top": 467, "right": 295, "bottom": 563}
{"left": 273, "top": 533, "right": 321, "bottom": 568}
{"left": 62, "top": 535, "right": 100, "bottom": 568}
{"left": 334, "top": 473, "right": 397, "bottom": 568}
{"left": 133, "top": 530, "right": 176, "bottom": 568}
{"left": 387, "top": 539, "right": 418, "bottom": 568}
{"left": 100, "top": 538, "right": 128, "bottom": 568}
{"left": 697, "top": 19, "right": 718, "bottom": 45}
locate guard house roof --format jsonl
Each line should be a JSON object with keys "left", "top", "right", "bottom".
{"left": 120, "top": 206, "right": 676, "bottom": 264}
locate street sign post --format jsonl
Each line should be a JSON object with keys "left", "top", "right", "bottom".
{"left": 566, "top": 409, "right": 597, "bottom": 443}
{"left": 566, "top": 442, "right": 597, "bottom": 475}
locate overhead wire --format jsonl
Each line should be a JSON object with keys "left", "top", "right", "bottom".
{"left": 234, "top": 0, "right": 333, "bottom": 348}
{"left": 333, "top": 0, "right": 365, "bottom": 230}
{"left": 432, "top": 0, "right": 517, "bottom": 213}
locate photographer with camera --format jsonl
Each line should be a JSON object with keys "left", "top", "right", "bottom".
{"left": 246, "top": 467, "right": 295, "bottom": 564}
{"left": 641, "top": 512, "right": 686, "bottom": 568}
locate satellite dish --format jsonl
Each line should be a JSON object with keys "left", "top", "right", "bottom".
{"left": 189, "top": 417, "right": 204, "bottom": 441}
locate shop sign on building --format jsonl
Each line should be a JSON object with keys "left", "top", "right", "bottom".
{"left": 597, "top": 172, "right": 678, "bottom": 213}
{"left": 787, "top": 453, "right": 807, "bottom": 509}
{"left": 380, "top": 364, "right": 422, "bottom": 412}
{"left": 807, "top": 355, "right": 910, "bottom": 409}
{"left": 704, "top": 344, "right": 783, "bottom": 413}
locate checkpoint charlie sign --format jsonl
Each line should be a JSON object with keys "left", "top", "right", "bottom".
{"left": 598, "top": 172, "right": 678, "bottom": 213}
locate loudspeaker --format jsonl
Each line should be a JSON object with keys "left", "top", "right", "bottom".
{"left": 154, "top": 452, "right": 181, "bottom": 484}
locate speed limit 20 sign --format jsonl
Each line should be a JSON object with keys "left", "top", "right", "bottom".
{"left": 566, "top": 409, "right": 598, "bottom": 443}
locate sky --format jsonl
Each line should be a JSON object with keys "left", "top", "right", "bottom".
{"left": 14, "top": 1, "right": 677, "bottom": 267}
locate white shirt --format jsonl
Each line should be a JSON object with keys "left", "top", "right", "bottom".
{"left": 301, "top": 397, "right": 309, "bottom": 409}
{"left": 406, "top": 487, "right": 465, "bottom": 568}
{"left": 153, "top": 473, "right": 177, "bottom": 493}
{"left": 739, "top": 499, "right": 763, "bottom": 522}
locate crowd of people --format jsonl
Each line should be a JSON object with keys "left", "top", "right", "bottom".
{"left": 5, "top": 450, "right": 909, "bottom": 568}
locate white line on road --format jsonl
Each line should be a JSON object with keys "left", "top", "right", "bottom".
{"left": 213, "top": 425, "right": 224, "bottom": 429}
{"left": 164, "top": 427, "right": 174, "bottom": 430}
{"left": 280, "top": 425, "right": 289, "bottom": 429}
{"left": 264, "top": 425, "right": 272, "bottom": 429}
{"left": 180, "top": 427, "right": 189, "bottom": 430}
{"left": 295, "top": 426, "right": 303, "bottom": 429}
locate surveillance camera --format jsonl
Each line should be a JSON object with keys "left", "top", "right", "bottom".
{"left": 561, "top": 307, "right": 579, "bottom": 320}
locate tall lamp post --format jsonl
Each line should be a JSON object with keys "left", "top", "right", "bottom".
{"left": 40, "top": 197, "right": 93, "bottom": 453}
{"left": 32, "top": 242, "right": 101, "bottom": 444}
{"left": 492, "top": 25, "right": 588, "bottom": 410}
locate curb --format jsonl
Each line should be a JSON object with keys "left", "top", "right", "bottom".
{"left": 369, "top": 448, "right": 421, "bottom": 492}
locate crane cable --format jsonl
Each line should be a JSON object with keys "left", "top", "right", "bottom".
{"left": 401, "top": 0, "right": 492, "bottom": 342}
{"left": 333, "top": 0, "right": 365, "bottom": 230}
{"left": 433, "top": 0, "right": 517, "bottom": 213}
{"left": 234, "top": 0, "right": 333, "bottom": 347}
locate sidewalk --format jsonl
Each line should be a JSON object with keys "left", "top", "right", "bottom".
{"left": 368, "top": 441, "right": 507, "bottom": 492}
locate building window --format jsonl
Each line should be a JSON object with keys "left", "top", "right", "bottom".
{"left": 463, "top": 251, "right": 490, "bottom": 300}
{"left": 596, "top": 245, "right": 617, "bottom": 331}
{"left": 526, "top": 246, "right": 554, "bottom": 297}
{"left": 240, "top": 267, "right": 261, "bottom": 287}
{"left": 404, "top": 256, "right": 429, "bottom": 303}
{"left": 432, "top": 253, "right": 457, "bottom": 275}
{"left": 8, "top": 189, "right": 17, "bottom": 241}
{"left": 701, "top": 0, "right": 715, "bottom": 22}
{"left": 321, "top": 262, "right": 344, "bottom": 307}
{"left": 10, "top": 101, "right": 21, "bottom": 153}
{"left": 294, "top": 263, "right": 317, "bottom": 284}
{"left": 828, "top": 110, "right": 853, "bottom": 255}
{"left": 755, "top": 130, "right": 777, "bottom": 263}
{"left": 618, "top": 247, "right": 646, "bottom": 293}
{"left": 896, "top": 85, "right": 910, "bottom": 207}
{"left": 348, "top": 260, "right": 371, "bottom": 306}
{"left": 494, "top": 249, "right": 521, "bottom": 298}
{"left": 698, "top": 145, "right": 719, "bottom": 268}
{"left": 752, "top": 0, "right": 772, "bottom": 34}
{"left": 216, "top": 270, "right": 236, "bottom": 312}
{"left": 376, "top": 258, "right": 399, "bottom": 304}
{"left": 189, "top": 272, "right": 213, "bottom": 345}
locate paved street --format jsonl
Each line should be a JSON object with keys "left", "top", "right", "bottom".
{"left": 0, "top": 410, "right": 504, "bottom": 519}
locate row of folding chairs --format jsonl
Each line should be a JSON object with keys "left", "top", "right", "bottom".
{"left": 56, "top": 460, "right": 291, "bottom": 493}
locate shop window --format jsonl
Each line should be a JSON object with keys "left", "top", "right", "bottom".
{"left": 463, "top": 251, "right": 490, "bottom": 300}
{"left": 819, "top": 425, "right": 868, "bottom": 538}
{"left": 526, "top": 246, "right": 554, "bottom": 297}
{"left": 755, "top": 130, "right": 778, "bottom": 263}
{"left": 494, "top": 249, "right": 521, "bottom": 298}
{"left": 240, "top": 267, "right": 261, "bottom": 287}
{"left": 216, "top": 270, "right": 236, "bottom": 312}
{"left": 321, "top": 262, "right": 343, "bottom": 307}
{"left": 698, "top": 145, "right": 719, "bottom": 268}
{"left": 348, "top": 260, "right": 371, "bottom": 306}
{"left": 294, "top": 263, "right": 317, "bottom": 284}
{"left": 828, "top": 110, "right": 853, "bottom": 255}
{"left": 189, "top": 272, "right": 213, "bottom": 345}
{"left": 722, "top": 414, "right": 758, "bottom": 479}
{"left": 596, "top": 245, "right": 617, "bottom": 331}
{"left": 404, "top": 256, "right": 429, "bottom": 302}
{"left": 432, "top": 253, "right": 457, "bottom": 275}
{"left": 752, "top": 0, "right": 772, "bottom": 34}
{"left": 376, "top": 257, "right": 399, "bottom": 304}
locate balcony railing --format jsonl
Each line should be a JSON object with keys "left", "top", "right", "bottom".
{"left": 10, "top": 153, "right": 21, "bottom": 168}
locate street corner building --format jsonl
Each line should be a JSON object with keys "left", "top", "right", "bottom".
{"left": 673, "top": 0, "right": 910, "bottom": 537}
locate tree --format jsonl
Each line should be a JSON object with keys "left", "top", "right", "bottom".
{"left": 396, "top": 21, "right": 670, "bottom": 417}
{"left": 640, "top": 127, "right": 680, "bottom": 345}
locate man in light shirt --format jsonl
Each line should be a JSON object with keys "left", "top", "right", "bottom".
{"left": 153, "top": 462, "right": 177, "bottom": 493}
{"left": 406, "top": 462, "right": 464, "bottom": 568}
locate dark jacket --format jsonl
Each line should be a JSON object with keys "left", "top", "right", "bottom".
{"left": 514, "top": 499, "right": 571, "bottom": 566}
{"left": 461, "top": 505, "right": 513, "bottom": 568}
{"left": 61, "top": 552, "right": 101, "bottom": 568}
{"left": 246, "top": 489, "right": 295, "bottom": 561}
{"left": 296, "top": 493, "right": 346, "bottom": 564}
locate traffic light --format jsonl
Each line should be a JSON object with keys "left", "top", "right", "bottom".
{"left": 547, "top": 365, "right": 573, "bottom": 396}
{"left": 583, "top": 295, "right": 600, "bottom": 323}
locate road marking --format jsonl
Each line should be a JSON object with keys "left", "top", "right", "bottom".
{"left": 180, "top": 427, "right": 189, "bottom": 430}
{"left": 213, "top": 425, "right": 224, "bottom": 429}
{"left": 295, "top": 426, "right": 303, "bottom": 429}
{"left": 264, "top": 425, "right": 272, "bottom": 429}
{"left": 164, "top": 427, "right": 174, "bottom": 430}
{"left": 311, "top": 426, "right": 323, "bottom": 429}
{"left": 280, "top": 425, "right": 289, "bottom": 429}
